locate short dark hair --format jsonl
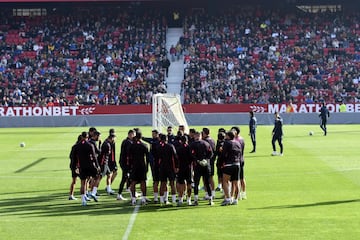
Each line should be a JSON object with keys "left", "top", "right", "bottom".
{"left": 81, "top": 131, "right": 88, "bottom": 138}
{"left": 231, "top": 126, "right": 240, "bottom": 135}
{"left": 226, "top": 131, "right": 235, "bottom": 140}
{"left": 128, "top": 129, "right": 135, "bottom": 135}
{"left": 109, "top": 128, "right": 115, "bottom": 134}
{"left": 217, "top": 132, "right": 225, "bottom": 140}
{"left": 152, "top": 129, "right": 159, "bottom": 134}
{"left": 202, "top": 127, "right": 210, "bottom": 135}
{"left": 89, "top": 127, "right": 97, "bottom": 133}
{"left": 159, "top": 133, "right": 167, "bottom": 141}
{"left": 189, "top": 128, "right": 196, "bottom": 134}
{"left": 218, "top": 127, "right": 226, "bottom": 133}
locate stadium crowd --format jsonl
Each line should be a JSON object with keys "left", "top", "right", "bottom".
{"left": 1, "top": 4, "right": 360, "bottom": 106}
{"left": 0, "top": 5, "right": 168, "bottom": 107}
{"left": 180, "top": 7, "right": 360, "bottom": 104}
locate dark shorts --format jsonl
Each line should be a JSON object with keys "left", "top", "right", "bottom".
{"left": 71, "top": 169, "right": 79, "bottom": 178}
{"left": 176, "top": 169, "right": 192, "bottom": 184}
{"left": 129, "top": 166, "right": 147, "bottom": 182}
{"left": 222, "top": 165, "right": 240, "bottom": 181}
{"left": 79, "top": 167, "right": 98, "bottom": 180}
{"left": 159, "top": 167, "right": 176, "bottom": 182}
{"left": 108, "top": 161, "right": 118, "bottom": 172}
{"left": 151, "top": 164, "right": 160, "bottom": 182}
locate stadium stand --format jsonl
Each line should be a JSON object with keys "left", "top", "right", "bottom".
{"left": 0, "top": 4, "right": 168, "bottom": 106}
{"left": 180, "top": 6, "right": 360, "bottom": 104}
{"left": 1, "top": 2, "right": 360, "bottom": 106}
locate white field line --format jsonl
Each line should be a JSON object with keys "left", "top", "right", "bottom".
{"left": 122, "top": 172, "right": 152, "bottom": 240}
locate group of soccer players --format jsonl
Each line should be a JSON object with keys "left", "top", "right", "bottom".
{"left": 69, "top": 127, "right": 118, "bottom": 205}
{"left": 68, "top": 124, "right": 249, "bottom": 207}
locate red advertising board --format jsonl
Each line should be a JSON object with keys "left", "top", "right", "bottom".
{"left": 1, "top": 103, "right": 359, "bottom": 117}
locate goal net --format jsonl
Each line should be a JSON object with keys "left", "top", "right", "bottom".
{"left": 152, "top": 93, "right": 189, "bottom": 134}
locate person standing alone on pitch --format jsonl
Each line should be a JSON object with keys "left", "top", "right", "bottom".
{"left": 272, "top": 112, "right": 284, "bottom": 156}
{"left": 319, "top": 102, "right": 330, "bottom": 136}
{"left": 249, "top": 111, "right": 257, "bottom": 153}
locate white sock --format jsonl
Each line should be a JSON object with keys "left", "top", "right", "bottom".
{"left": 172, "top": 194, "right": 176, "bottom": 203}
{"left": 218, "top": 183, "right": 222, "bottom": 189}
{"left": 92, "top": 187, "right": 97, "bottom": 195}
{"left": 106, "top": 185, "right": 111, "bottom": 192}
{"left": 194, "top": 195, "right": 198, "bottom": 201}
{"left": 211, "top": 190, "right": 215, "bottom": 199}
{"left": 132, "top": 197, "right": 136, "bottom": 204}
{"left": 81, "top": 194, "right": 86, "bottom": 202}
{"left": 160, "top": 196, "right": 164, "bottom": 204}
{"left": 164, "top": 191, "right": 168, "bottom": 202}
{"left": 154, "top": 192, "right": 158, "bottom": 201}
{"left": 187, "top": 196, "right": 191, "bottom": 203}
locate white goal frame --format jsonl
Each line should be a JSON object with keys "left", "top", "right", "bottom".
{"left": 152, "top": 93, "right": 189, "bottom": 134}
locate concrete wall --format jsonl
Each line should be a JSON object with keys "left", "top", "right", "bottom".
{"left": 0, "top": 113, "right": 359, "bottom": 128}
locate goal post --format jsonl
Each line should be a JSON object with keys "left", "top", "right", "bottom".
{"left": 152, "top": 93, "right": 189, "bottom": 134}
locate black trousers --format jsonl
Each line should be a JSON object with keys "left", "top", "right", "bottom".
{"left": 272, "top": 135, "right": 283, "bottom": 153}
{"left": 193, "top": 165, "right": 212, "bottom": 197}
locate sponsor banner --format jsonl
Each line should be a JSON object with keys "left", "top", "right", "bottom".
{"left": 1, "top": 103, "right": 359, "bottom": 117}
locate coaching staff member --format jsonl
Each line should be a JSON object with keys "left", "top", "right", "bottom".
{"left": 319, "top": 102, "right": 330, "bottom": 136}
{"left": 249, "top": 111, "right": 257, "bottom": 153}
{"left": 189, "top": 131, "right": 214, "bottom": 206}
{"left": 117, "top": 129, "right": 135, "bottom": 201}
{"left": 272, "top": 112, "right": 284, "bottom": 156}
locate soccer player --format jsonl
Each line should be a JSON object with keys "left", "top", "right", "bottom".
{"left": 319, "top": 102, "right": 330, "bottom": 136}
{"left": 174, "top": 135, "right": 192, "bottom": 206}
{"left": 74, "top": 131, "right": 99, "bottom": 206}
{"left": 157, "top": 134, "right": 178, "bottom": 205}
{"left": 117, "top": 129, "right": 135, "bottom": 201}
{"left": 231, "top": 126, "right": 246, "bottom": 200}
{"left": 88, "top": 131, "right": 101, "bottom": 198}
{"left": 142, "top": 129, "right": 161, "bottom": 203}
{"left": 201, "top": 127, "right": 216, "bottom": 200}
{"left": 128, "top": 131, "right": 149, "bottom": 205}
{"left": 214, "top": 131, "right": 226, "bottom": 192}
{"left": 272, "top": 112, "right": 284, "bottom": 156}
{"left": 189, "top": 131, "right": 214, "bottom": 206}
{"left": 188, "top": 128, "right": 196, "bottom": 144}
{"left": 68, "top": 134, "right": 83, "bottom": 200}
{"left": 98, "top": 133, "right": 117, "bottom": 195}
{"left": 108, "top": 128, "right": 118, "bottom": 193}
{"left": 167, "top": 126, "right": 176, "bottom": 144}
{"left": 221, "top": 131, "right": 242, "bottom": 206}
{"left": 249, "top": 111, "right": 257, "bottom": 153}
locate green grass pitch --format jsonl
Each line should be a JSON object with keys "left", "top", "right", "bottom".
{"left": 0, "top": 124, "right": 359, "bottom": 240}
